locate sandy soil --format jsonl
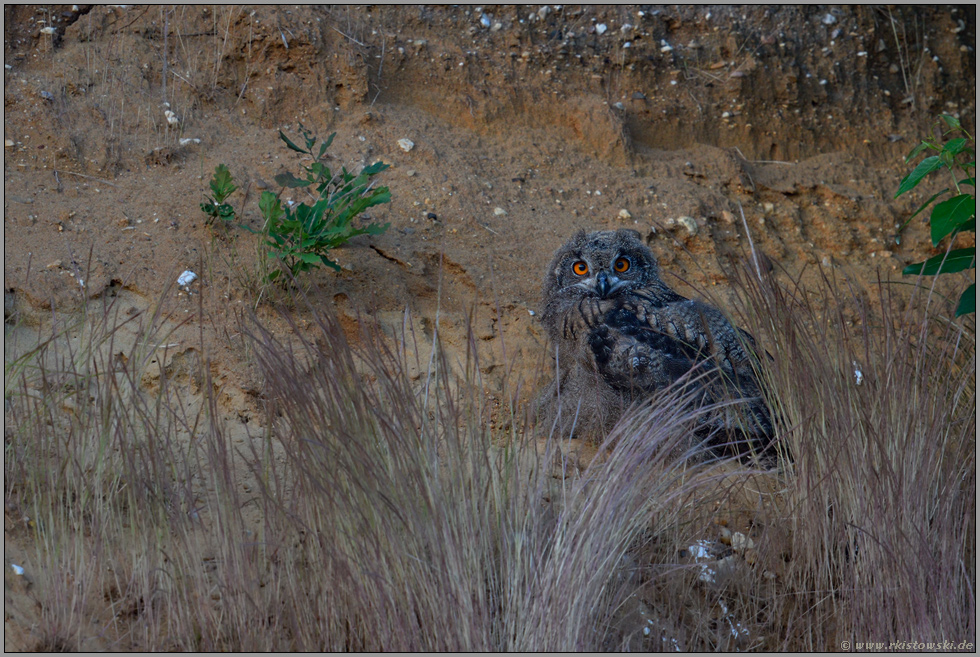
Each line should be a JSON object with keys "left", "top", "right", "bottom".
{"left": 3, "top": 5, "right": 975, "bottom": 650}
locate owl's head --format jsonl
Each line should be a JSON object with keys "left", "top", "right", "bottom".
{"left": 544, "top": 229, "right": 661, "bottom": 301}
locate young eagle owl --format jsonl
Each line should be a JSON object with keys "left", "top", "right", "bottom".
{"left": 538, "top": 228, "right": 775, "bottom": 458}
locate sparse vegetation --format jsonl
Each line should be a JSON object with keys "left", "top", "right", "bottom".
{"left": 256, "top": 126, "right": 391, "bottom": 284}
{"left": 200, "top": 163, "right": 239, "bottom": 226}
{"left": 896, "top": 114, "right": 976, "bottom": 316}
{"left": 199, "top": 126, "right": 391, "bottom": 287}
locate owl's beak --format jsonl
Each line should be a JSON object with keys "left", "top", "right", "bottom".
{"left": 596, "top": 271, "right": 612, "bottom": 298}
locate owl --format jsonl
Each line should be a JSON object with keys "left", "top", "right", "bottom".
{"left": 538, "top": 229, "right": 776, "bottom": 460}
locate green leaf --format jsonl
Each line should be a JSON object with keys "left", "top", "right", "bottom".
{"left": 259, "top": 191, "right": 284, "bottom": 225}
{"left": 903, "top": 248, "right": 976, "bottom": 276}
{"left": 210, "top": 163, "right": 237, "bottom": 202}
{"left": 941, "top": 138, "right": 969, "bottom": 157}
{"left": 896, "top": 156, "right": 944, "bottom": 197}
{"left": 279, "top": 130, "right": 306, "bottom": 154}
{"left": 274, "top": 172, "right": 312, "bottom": 188}
{"left": 930, "top": 194, "right": 976, "bottom": 245}
{"left": 955, "top": 283, "right": 975, "bottom": 316}
{"left": 960, "top": 177, "right": 976, "bottom": 189}
{"left": 362, "top": 221, "right": 390, "bottom": 236}
{"left": 317, "top": 142, "right": 329, "bottom": 160}
{"left": 904, "top": 141, "right": 932, "bottom": 162}
{"left": 955, "top": 218, "right": 975, "bottom": 235}
{"left": 940, "top": 114, "right": 962, "bottom": 132}
{"left": 324, "top": 132, "right": 336, "bottom": 149}
{"left": 361, "top": 161, "right": 390, "bottom": 176}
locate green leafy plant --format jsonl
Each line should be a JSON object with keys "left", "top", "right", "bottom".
{"left": 256, "top": 126, "right": 391, "bottom": 284}
{"left": 200, "top": 163, "right": 239, "bottom": 225}
{"left": 896, "top": 114, "right": 976, "bottom": 316}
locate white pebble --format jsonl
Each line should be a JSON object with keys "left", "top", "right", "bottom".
{"left": 40, "top": 26, "right": 57, "bottom": 35}
{"left": 178, "top": 138, "right": 200, "bottom": 146}
{"left": 493, "top": 207, "right": 507, "bottom": 216}
{"left": 11, "top": 564, "right": 24, "bottom": 575}
{"left": 822, "top": 13, "right": 836, "bottom": 25}
{"left": 480, "top": 14, "right": 491, "bottom": 28}
{"left": 853, "top": 362, "right": 864, "bottom": 386}
{"left": 177, "top": 270, "right": 198, "bottom": 288}
{"left": 164, "top": 110, "right": 180, "bottom": 126}
{"left": 618, "top": 209, "right": 632, "bottom": 220}
{"left": 397, "top": 138, "right": 415, "bottom": 152}
{"left": 678, "top": 216, "right": 698, "bottom": 235}
{"left": 595, "top": 23, "right": 607, "bottom": 35}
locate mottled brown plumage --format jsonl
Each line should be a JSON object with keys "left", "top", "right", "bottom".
{"left": 538, "top": 228, "right": 775, "bottom": 458}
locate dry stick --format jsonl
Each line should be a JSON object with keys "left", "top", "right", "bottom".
{"left": 738, "top": 202, "right": 763, "bottom": 281}
{"left": 53, "top": 170, "right": 120, "bottom": 187}
{"left": 332, "top": 26, "right": 366, "bottom": 47}
{"left": 887, "top": 8, "right": 911, "bottom": 106}
{"left": 162, "top": 8, "right": 169, "bottom": 104}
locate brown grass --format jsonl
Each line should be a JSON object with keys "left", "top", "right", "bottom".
{"left": 4, "top": 262, "right": 975, "bottom": 650}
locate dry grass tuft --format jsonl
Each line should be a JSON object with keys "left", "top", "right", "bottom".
{"left": 4, "top": 264, "right": 975, "bottom": 650}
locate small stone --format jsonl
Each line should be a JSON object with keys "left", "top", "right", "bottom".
{"left": 822, "top": 13, "right": 836, "bottom": 25}
{"left": 618, "top": 209, "right": 632, "bottom": 220}
{"left": 480, "top": 14, "right": 491, "bottom": 28}
{"left": 762, "top": 202, "right": 774, "bottom": 214}
{"left": 4, "top": 139, "right": 14, "bottom": 148}
{"left": 405, "top": 169, "right": 416, "bottom": 177}
{"left": 613, "top": 101, "right": 624, "bottom": 110}
{"left": 164, "top": 110, "right": 179, "bottom": 126}
{"left": 491, "top": 21, "right": 502, "bottom": 32}
{"left": 677, "top": 215, "right": 698, "bottom": 235}
{"left": 46, "top": 260, "right": 63, "bottom": 270}
{"left": 40, "top": 26, "right": 57, "bottom": 35}
{"left": 177, "top": 270, "right": 198, "bottom": 288}
{"left": 537, "top": 5, "right": 550, "bottom": 20}
{"left": 178, "top": 137, "right": 200, "bottom": 146}
{"left": 397, "top": 138, "right": 415, "bottom": 152}
{"left": 493, "top": 207, "right": 507, "bottom": 216}
{"left": 720, "top": 210, "right": 735, "bottom": 223}
{"left": 731, "top": 532, "right": 755, "bottom": 551}
{"left": 595, "top": 23, "right": 607, "bottom": 35}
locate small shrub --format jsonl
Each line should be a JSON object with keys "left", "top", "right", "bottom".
{"left": 200, "top": 163, "right": 239, "bottom": 225}
{"left": 256, "top": 126, "right": 391, "bottom": 284}
{"left": 896, "top": 114, "right": 976, "bottom": 316}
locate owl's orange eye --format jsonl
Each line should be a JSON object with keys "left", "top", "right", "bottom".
{"left": 614, "top": 257, "right": 631, "bottom": 273}
{"left": 572, "top": 261, "right": 589, "bottom": 276}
